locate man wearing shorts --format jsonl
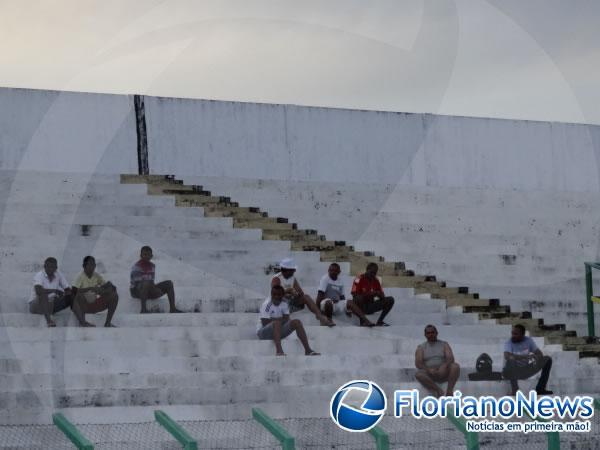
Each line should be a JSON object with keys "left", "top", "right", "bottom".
{"left": 71, "top": 256, "right": 119, "bottom": 327}
{"left": 316, "top": 263, "right": 374, "bottom": 326}
{"left": 29, "top": 257, "right": 74, "bottom": 327}
{"left": 271, "top": 258, "right": 334, "bottom": 327}
{"left": 257, "top": 285, "right": 320, "bottom": 356}
{"left": 415, "top": 324, "right": 460, "bottom": 397}
{"left": 130, "top": 246, "right": 182, "bottom": 314}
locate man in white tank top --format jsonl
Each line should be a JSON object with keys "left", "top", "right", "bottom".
{"left": 415, "top": 324, "right": 461, "bottom": 397}
{"left": 271, "top": 258, "right": 334, "bottom": 327}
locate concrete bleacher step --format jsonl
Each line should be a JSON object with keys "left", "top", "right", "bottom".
{"left": 0, "top": 382, "right": 526, "bottom": 411}
{"left": 122, "top": 174, "right": 599, "bottom": 355}
{"left": 2, "top": 171, "right": 598, "bottom": 432}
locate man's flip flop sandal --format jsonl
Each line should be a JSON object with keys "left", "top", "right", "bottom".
{"left": 307, "top": 351, "right": 321, "bottom": 356}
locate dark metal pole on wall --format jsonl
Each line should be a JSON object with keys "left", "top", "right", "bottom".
{"left": 134, "top": 95, "right": 149, "bottom": 175}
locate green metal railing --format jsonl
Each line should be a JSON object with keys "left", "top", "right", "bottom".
{"left": 369, "top": 425, "right": 390, "bottom": 450}
{"left": 252, "top": 408, "right": 295, "bottom": 450}
{"left": 524, "top": 411, "right": 560, "bottom": 450}
{"left": 52, "top": 413, "right": 94, "bottom": 450}
{"left": 584, "top": 262, "right": 600, "bottom": 337}
{"left": 446, "top": 410, "right": 479, "bottom": 450}
{"left": 154, "top": 410, "right": 198, "bottom": 450}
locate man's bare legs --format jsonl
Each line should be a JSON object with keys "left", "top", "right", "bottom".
{"left": 71, "top": 296, "right": 95, "bottom": 327}
{"left": 445, "top": 362, "right": 460, "bottom": 395}
{"left": 36, "top": 292, "right": 55, "bottom": 327}
{"left": 415, "top": 370, "right": 445, "bottom": 397}
{"left": 272, "top": 319, "right": 319, "bottom": 356}
{"left": 321, "top": 299, "right": 374, "bottom": 326}
{"left": 30, "top": 291, "right": 72, "bottom": 327}
{"left": 72, "top": 289, "right": 119, "bottom": 327}
{"left": 136, "top": 280, "right": 182, "bottom": 313}
{"left": 299, "top": 294, "right": 334, "bottom": 326}
{"left": 415, "top": 363, "right": 461, "bottom": 397}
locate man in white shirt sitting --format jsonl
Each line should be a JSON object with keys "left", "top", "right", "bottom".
{"left": 316, "top": 263, "right": 374, "bottom": 326}
{"left": 257, "top": 285, "right": 320, "bottom": 356}
{"left": 29, "top": 257, "right": 74, "bottom": 327}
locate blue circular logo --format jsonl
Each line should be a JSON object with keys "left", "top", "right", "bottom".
{"left": 330, "top": 380, "right": 387, "bottom": 432}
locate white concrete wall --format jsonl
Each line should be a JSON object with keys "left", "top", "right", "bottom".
{"left": 3, "top": 87, "right": 600, "bottom": 319}
{"left": 0, "top": 87, "right": 137, "bottom": 174}
{"left": 145, "top": 95, "right": 600, "bottom": 191}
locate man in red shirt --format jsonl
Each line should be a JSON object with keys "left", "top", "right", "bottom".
{"left": 351, "top": 262, "right": 394, "bottom": 327}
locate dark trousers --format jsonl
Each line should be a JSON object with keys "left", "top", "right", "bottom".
{"left": 356, "top": 296, "right": 395, "bottom": 323}
{"left": 502, "top": 356, "right": 552, "bottom": 393}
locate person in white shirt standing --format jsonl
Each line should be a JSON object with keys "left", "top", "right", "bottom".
{"left": 257, "top": 285, "right": 320, "bottom": 356}
{"left": 316, "top": 263, "right": 374, "bottom": 326}
{"left": 29, "top": 257, "right": 73, "bottom": 327}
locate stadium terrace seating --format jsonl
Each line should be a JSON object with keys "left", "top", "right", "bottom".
{"left": 0, "top": 170, "right": 598, "bottom": 447}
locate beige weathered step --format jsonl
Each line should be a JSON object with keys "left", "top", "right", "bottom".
{"left": 121, "top": 173, "right": 583, "bottom": 358}
{"left": 233, "top": 218, "right": 295, "bottom": 231}
{"left": 262, "top": 230, "right": 322, "bottom": 241}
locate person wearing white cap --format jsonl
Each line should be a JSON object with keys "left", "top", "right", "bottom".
{"left": 271, "top": 258, "right": 335, "bottom": 327}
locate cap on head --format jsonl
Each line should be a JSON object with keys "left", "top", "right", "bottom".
{"left": 279, "top": 258, "right": 297, "bottom": 271}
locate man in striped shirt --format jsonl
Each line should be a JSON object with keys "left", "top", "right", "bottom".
{"left": 130, "top": 246, "right": 182, "bottom": 313}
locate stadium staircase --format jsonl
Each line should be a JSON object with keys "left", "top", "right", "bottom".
{"left": 0, "top": 170, "right": 598, "bottom": 448}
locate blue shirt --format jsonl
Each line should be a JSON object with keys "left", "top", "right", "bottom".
{"left": 504, "top": 337, "right": 539, "bottom": 366}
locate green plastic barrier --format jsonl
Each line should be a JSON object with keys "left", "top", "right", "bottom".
{"left": 584, "top": 262, "right": 600, "bottom": 337}
{"left": 52, "top": 413, "right": 94, "bottom": 450}
{"left": 369, "top": 425, "right": 390, "bottom": 450}
{"left": 251, "top": 408, "right": 295, "bottom": 450}
{"left": 154, "top": 410, "right": 198, "bottom": 450}
{"left": 524, "top": 410, "right": 560, "bottom": 450}
{"left": 447, "top": 410, "right": 479, "bottom": 450}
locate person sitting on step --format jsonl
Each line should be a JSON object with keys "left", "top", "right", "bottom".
{"left": 271, "top": 258, "right": 334, "bottom": 327}
{"left": 316, "top": 262, "right": 374, "bottom": 326}
{"left": 415, "top": 324, "right": 461, "bottom": 397}
{"left": 503, "top": 324, "right": 553, "bottom": 396}
{"left": 29, "top": 257, "right": 74, "bottom": 327}
{"left": 130, "top": 246, "right": 182, "bottom": 314}
{"left": 351, "top": 262, "right": 394, "bottom": 326}
{"left": 71, "top": 256, "right": 119, "bottom": 327}
{"left": 257, "top": 285, "right": 320, "bottom": 356}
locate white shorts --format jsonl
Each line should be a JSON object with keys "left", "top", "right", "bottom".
{"left": 319, "top": 298, "right": 349, "bottom": 315}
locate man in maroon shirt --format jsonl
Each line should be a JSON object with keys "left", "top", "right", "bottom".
{"left": 351, "top": 262, "right": 394, "bottom": 326}
{"left": 130, "top": 246, "right": 182, "bottom": 313}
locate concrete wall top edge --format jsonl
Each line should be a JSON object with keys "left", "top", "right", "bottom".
{"left": 2, "top": 85, "right": 598, "bottom": 129}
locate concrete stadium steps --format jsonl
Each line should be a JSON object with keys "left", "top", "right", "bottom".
{"left": 0, "top": 170, "right": 597, "bottom": 433}
{"left": 129, "top": 175, "right": 600, "bottom": 358}
{"left": 0, "top": 381, "right": 563, "bottom": 414}
{"left": 0, "top": 223, "right": 263, "bottom": 242}
{"left": 0, "top": 282, "right": 437, "bottom": 314}
{"left": 181, "top": 174, "right": 599, "bottom": 302}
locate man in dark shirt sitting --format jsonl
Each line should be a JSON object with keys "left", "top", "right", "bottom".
{"left": 351, "top": 262, "right": 394, "bottom": 326}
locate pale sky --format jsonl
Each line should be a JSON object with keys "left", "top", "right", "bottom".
{"left": 1, "top": 0, "right": 599, "bottom": 125}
